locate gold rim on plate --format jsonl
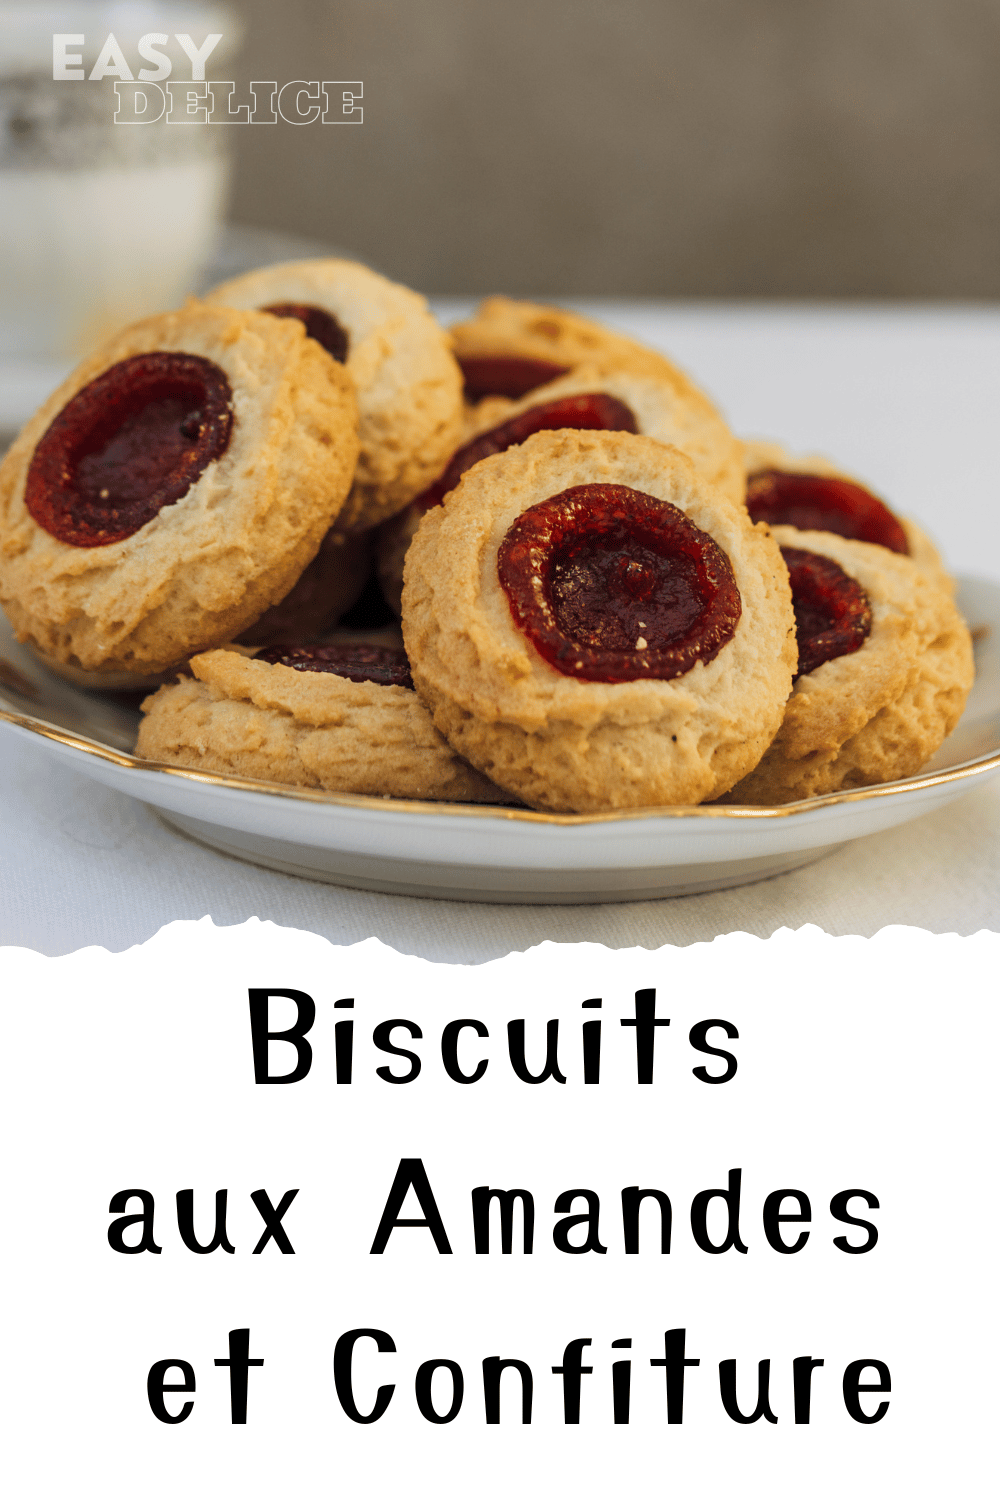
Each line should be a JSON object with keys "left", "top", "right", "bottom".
{"left": 1, "top": 693, "right": 997, "bottom": 826}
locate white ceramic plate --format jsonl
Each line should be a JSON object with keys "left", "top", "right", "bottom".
{"left": 1, "top": 577, "right": 998, "bottom": 903}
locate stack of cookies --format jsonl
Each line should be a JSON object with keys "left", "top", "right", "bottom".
{"left": 0, "top": 264, "right": 974, "bottom": 811}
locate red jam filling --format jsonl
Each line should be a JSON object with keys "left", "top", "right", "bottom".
{"left": 746, "top": 469, "right": 909, "bottom": 554}
{"left": 414, "top": 393, "right": 638, "bottom": 513}
{"left": 24, "top": 353, "right": 233, "bottom": 548}
{"left": 458, "top": 355, "right": 572, "bottom": 402}
{"left": 262, "top": 302, "right": 349, "bottom": 363}
{"left": 498, "top": 484, "right": 742, "bottom": 683}
{"left": 782, "top": 546, "right": 872, "bottom": 678}
{"left": 257, "top": 642, "right": 413, "bottom": 690}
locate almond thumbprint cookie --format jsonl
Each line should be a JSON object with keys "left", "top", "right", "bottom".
{"left": 137, "top": 638, "right": 513, "bottom": 804}
{"left": 206, "top": 258, "right": 463, "bottom": 532}
{"left": 402, "top": 429, "right": 796, "bottom": 813}
{"left": 722, "top": 527, "right": 973, "bottom": 805}
{"left": 741, "top": 439, "right": 952, "bottom": 594}
{"left": 451, "top": 297, "right": 742, "bottom": 504}
{"left": 0, "top": 303, "right": 359, "bottom": 679}
{"left": 377, "top": 364, "right": 747, "bottom": 615}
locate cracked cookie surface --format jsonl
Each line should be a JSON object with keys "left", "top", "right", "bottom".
{"left": 402, "top": 429, "right": 795, "bottom": 812}
{"left": 378, "top": 363, "right": 745, "bottom": 615}
{"left": 741, "top": 438, "right": 952, "bottom": 594}
{"left": 137, "top": 644, "right": 512, "bottom": 804}
{"left": 207, "top": 259, "right": 463, "bottom": 531}
{"left": 453, "top": 299, "right": 742, "bottom": 502}
{"left": 0, "top": 303, "right": 359, "bottom": 677}
{"left": 722, "top": 526, "right": 974, "bottom": 805}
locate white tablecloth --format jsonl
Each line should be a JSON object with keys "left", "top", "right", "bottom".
{"left": 3, "top": 302, "right": 998, "bottom": 957}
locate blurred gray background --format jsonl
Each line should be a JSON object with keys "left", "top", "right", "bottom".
{"left": 226, "top": 0, "right": 1000, "bottom": 297}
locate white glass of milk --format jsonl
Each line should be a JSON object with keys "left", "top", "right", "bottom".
{"left": 0, "top": 2, "right": 241, "bottom": 360}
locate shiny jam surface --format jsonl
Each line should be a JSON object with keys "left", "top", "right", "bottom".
{"left": 458, "top": 354, "right": 572, "bottom": 401}
{"left": 257, "top": 642, "right": 413, "bottom": 690}
{"left": 25, "top": 353, "right": 233, "bottom": 547}
{"left": 746, "top": 469, "right": 909, "bottom": 554}
{"left": 414, "top": 393, "right": 638, "bottom": 513}
{"left": 782, "top": 546, "right": 872, "bottom": 678}
{"left": 262, "top": 302, "right": 350, "bottom": 363}
{"left": 498, "top": 484, "right": 742, "bottom": 683}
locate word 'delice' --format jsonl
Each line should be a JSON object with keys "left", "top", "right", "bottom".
{"left": 52, "top": 36, "right": 362, "bottom": 124}
{"left": 113, "top": 81, "right": 363, "bottom": 126}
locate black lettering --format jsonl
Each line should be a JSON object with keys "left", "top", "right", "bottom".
{"left": 611, "top": 1338, "right": 631, "bottom": 1424}
{"left": 552, "top": 1339, "right": 593, "bottom": 1423}
{"left": 762, "top": 1190, "right": 811, "bottom": 1253}
{"left": 176, "top": 1189, "right": 235, "bottom": 1255}
{"left": 620, "top": 988, "right": 669, "bottom": 1084}
{"left": 147, "top": 1360, "right": 194, "bottom": 1423}
{"left": 370, "top": 1158, "right": 452, "bottom": 1254}
{"left": 472, "top": 1187, "right": 534, "bottom": 1254}
{"left": 843, "top": 1360, "right": 890, "bottom": 1423}
{"left": 373, "top": 1020, "right": 422, "bottom": 1084}
{"left": 553, "top": 1190, "right": 606, "bottom": 1255}
{"left": 250, "top": 1188, "right": 298, "bottom": 1254}
{"left": 650, "top": 1328, "right": 699, "bottom": 1423}
{"left": 719, "top": 1359, "right": 777, "bottom": 1424}
{"left": 248, "top": 988, "right": 315, "bottom": 1084}
{"left": 582, "top": 998, "right": 602, "bottom": 1084}
{"left": 441, "top": 1020, "right": 489, "bottom": 1084}
{"left": 621, "top": 1187, "right": 672, "bottom": 1254}
{"left": 689, "top": 1019, "right": 738, "bottom": 1083}
{"left": 214, "top": 1328, "right": 263, "bottom": 1424}
{"left": 793, "top": 1356, "right": 824, "bottom": 1423}
{"left": 334, "top": 1329, "right": 396, "bottom": 1423}
{"left": 830, "top": 1190, "right": 879, "bottom": 1253}
{"left": 507, "top": 1019, "right": 566, "bottom": 1084}
{"left": 482, "top": 1357, "right": 532, "bottom": 1424}
{"left": 415, "top": 1360, "right": 464, "bottom": 1423}
{"left": 334, "top": 998, "right": 354, "bottom": 1084}
{"left": 690, "top": 1169, "right": 748, "bottom": 1254}
{"left": 108, "top": 1189, "right": 161, "bottom": 1255}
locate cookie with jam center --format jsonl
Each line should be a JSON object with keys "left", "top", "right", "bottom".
{"left": 0, "top": 302, "right": 359, "bottom": 678}
{"left": 136, "top": 637, "right": 514, "bottom": 804}
{"left": 206, "top": 258, "right": 463, "bottom": 532}
{"left": 377, "top": 364, "right": 746, "bottom": 615}
{"left": 741, "top": 438, "right": 952, "bottom": 594}
{"left": 453, "top": 294, "right": 703, "bottom": 384}
{"left": 721, "top": 526, "right": 974, "bottom": 806}
{"left": 402, "top": 428, "right": 796, "bottom": 813}
{"left": 451, "top": 298, "right": 742, "bottom": 504}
